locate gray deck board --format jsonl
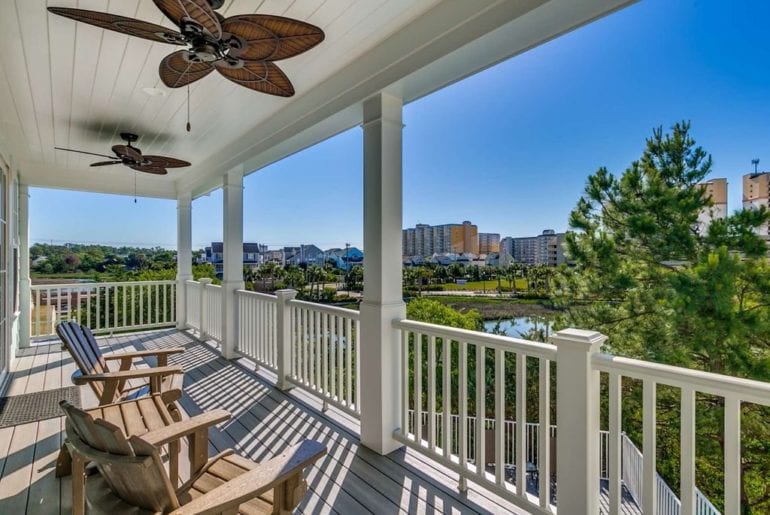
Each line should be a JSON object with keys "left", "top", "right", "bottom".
{"left": 0, "top": 328, "right": 644, "bottom": 514}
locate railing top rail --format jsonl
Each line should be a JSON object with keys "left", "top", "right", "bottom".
{"left": 393, "top": 318, "right": 557, "bottom": 360}
{"left": 287, "top": 298, "right": 360, "bottom": 319}
{"left": 235, "top": 289, "right": 278, "bottom": 302}
{"left": 185, "top": 279, "right": 200, "bottom": 285}
{"left": 204, "top": 282, "right": 222, "bottom": 290}
{"left": 30, "top": 279, "right": 176, "bottom": 289}
{"left": 593, "top": 353, "right": 770, "bottom": 406}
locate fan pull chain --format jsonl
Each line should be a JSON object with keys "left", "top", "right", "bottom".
{"left": 186, "top": 85, "right": 191, "bottom": 132}
{"left": 134, "top": 170, "right": 137, "bottom": 204}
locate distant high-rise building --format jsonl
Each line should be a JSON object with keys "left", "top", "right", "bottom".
{"left": 402, "top": 221, "right": 478, "bottom": 257}
{"left": 696, "top": 178, "right": 727, "bottom": 234}
{"left": 478, "top": 233, "right": 500, "bottom": 254}
{"left": 499, "top": 230, "right": 566, "bottom": 266}
{"left": 743, "top": 172, "right": 770, "bottom": 236}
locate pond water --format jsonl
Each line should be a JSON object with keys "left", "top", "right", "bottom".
{"left": 483, "top": 316, "right": 553, "bottom": 340}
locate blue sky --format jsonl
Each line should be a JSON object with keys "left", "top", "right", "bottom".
{"left": 30, "top": 0, "right": 770, "bottom": 250}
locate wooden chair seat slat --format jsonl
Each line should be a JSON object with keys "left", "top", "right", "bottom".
{"left": 101, "top": 404, "right": 124, "bottom": 430}
{"left": 136, "top": 397, "right": 166, "bottom": 429}
{"left": 119, "top": 401, "right": 147, "bottom": 437}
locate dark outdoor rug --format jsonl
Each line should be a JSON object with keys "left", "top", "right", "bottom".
{"left": 0, "top": 386, "right": 80, "bottom": 428}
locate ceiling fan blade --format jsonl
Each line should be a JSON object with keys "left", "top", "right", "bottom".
{"left": 159, "top": 50, "right": 214, "bottom": 88}
{"left": 130, "top": 165, "right": 168, "bottom": 175}
{"left": 54, "top": 147, "right": 117, "bottom": 159}
{"left": 223, "top": 15, "right": 324, "bottom": 62}
{"left": 112, "top": 145, "right": 143, "bottom": 162}
{"left": 142, "top": 155, "right": 191, "bottom": 168}
{"left": 47, "top": 7, "right": 185, "bottom": 45}
{"left": 215, "top": 60, "right": 294, "bottom": 97}
{"left": 153, "top": 0, "right": 221, "bottom": 39}
{"left": 90, "top": 160, "right": 122, "bottom": 167}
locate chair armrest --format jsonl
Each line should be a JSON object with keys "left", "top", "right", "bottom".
{"left": 169, "top": 440, "right": 326, "bottom": 515}
{"left": 102, "top": 348, "right": 186, "bottom": 361}
{"left": 71, "top": 365, "right": 183, "bottom": 384}
{"left": 142, "top": 410, "right": 231, "bottom": 447}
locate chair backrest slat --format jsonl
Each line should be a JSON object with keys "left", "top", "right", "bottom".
{"left": 61, "top": 401, "right": 180, "bottom": 512}
{"left": 56, "top": 322, "right": 91, "bottom": 373}
{"left": 80, "top": 324, "right": 108, "bottom": 372}
{"left": 70, "top": 322, "right": 106, "bottom": 374}
{"left": 57, "top": 321, "right": 109, "bottom": 400}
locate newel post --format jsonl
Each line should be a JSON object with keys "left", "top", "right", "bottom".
{"left": 198, "top": 278, "right": 212, "bottom": 340}
{"left": 551, "top": 328, "right": 606, "bottom": 515}
{"left": 275, "top": 289, "right": 297, "bottom": 391}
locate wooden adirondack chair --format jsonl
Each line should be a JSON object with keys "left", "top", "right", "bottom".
{"left": 61, "top": 400, "right": 326, "bottom": 515}
{"left": 56, "top": 320, "right": 185, "bottom": 410}
{"left": 59, "top": 394, "right": 231, "bottom": 514}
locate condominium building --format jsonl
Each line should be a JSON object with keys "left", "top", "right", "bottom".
{"left": 697, "top": 178, "right": 727, "bottom": 234}
{"left": 500, "top": 229, "right": 566, "bottom": 266}
{"left": 403, "top": 221, "right": 478, "bottom": 257}
{"left": 743, "top": 172, "right": 770, "bottom": 236}
{"left": 478, "top": 232, "right": 501, "bottom": 254}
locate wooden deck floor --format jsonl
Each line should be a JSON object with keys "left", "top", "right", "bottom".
{"left": 0, "top": 329, "right": 641, "bottom": 514}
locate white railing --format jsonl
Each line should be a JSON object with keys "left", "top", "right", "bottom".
{"left": 236, "top": 290, "right": 277, "bottom": 371}
{"left": 620, "top": 432, "right": 719, "bottom": 515}
{"left": 409, "top": 411, "right": 557, "bottom": 472}
{"left": 202, "top": 282, "right": 223, "bottom": 342}
{"left": 593, "top": 354, "right": 770, "bottom": 515}
{"left": 185, "top": 280, "right": 200, "bottom": 330}
{"left": 394, "top": 318, "right": 557, "bottom": 514}
{"left": 31, "top": 280, "right": 176, "bottom": 338}
{"left": 287, "top": 299, "right": 361, "bottom": 417}
{"left": 406, "top": 409, "right": 719, "bottom": 515}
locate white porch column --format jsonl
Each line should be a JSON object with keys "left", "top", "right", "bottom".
{"left": 18, "top": 184, "right": 30, "bottom": 348}
{"left": 551, "top": 328, "right": 606, "bottom": 515}
{"left": 221, "top": 167, "right": 244, "bottom": 359}
{"left": 176, "top": 192, "right": 193, "bottom": 329}
{"left": 359, "top": 92, "right": 406, "bottom": 455}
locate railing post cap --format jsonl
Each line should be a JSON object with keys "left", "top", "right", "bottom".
{"left": 275, "top": 289, "right": 298, "bottom": 300}
{"left": 549, "top": 328, "right": 607, "bottom": 352}
{"left": 199, "top": 278, "right": 213, "bottom": 285}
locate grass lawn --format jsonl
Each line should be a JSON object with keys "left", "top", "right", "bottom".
{"left": 425, "top": 295, "right": 558, "bottom": 319}
{"left": 440, "top": 279, "right": 527, "bottom": 291}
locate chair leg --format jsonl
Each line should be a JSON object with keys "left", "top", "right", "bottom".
{"left": 276, "top": 473, "right": 306, "bottom": 514}
{"left": 55, "top": 443, "right": 72, "bottom": 477}
{"left": 188, "top": 429, "right": 208, "bottom": 474}
{"left": 71, "top": 451, "right": 86, "bottom": 515}
{"left": 169, "top": 440, "right": 180, "bottom": 487}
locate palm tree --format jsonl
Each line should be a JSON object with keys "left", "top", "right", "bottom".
{"left": 416, "top": 266, "right": 433, "bottom": 296}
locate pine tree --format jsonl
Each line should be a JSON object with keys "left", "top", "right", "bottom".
{"left": 556, "top": 122, "right": 770, "bottom": 512}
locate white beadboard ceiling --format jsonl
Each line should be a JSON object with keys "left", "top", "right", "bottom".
{"left": 0, "top": 0, "right": 635, "bottom": 199}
